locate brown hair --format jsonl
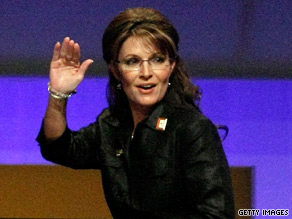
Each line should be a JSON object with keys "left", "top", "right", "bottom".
{"left": 102, "top": 7, "right": 201, "bottom": 114}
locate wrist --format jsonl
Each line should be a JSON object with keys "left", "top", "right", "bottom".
{"left": 48, "top": 82, "right": 77, "bottom": 99}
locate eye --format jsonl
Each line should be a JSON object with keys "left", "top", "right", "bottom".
{"left": 124, "top": 58, "right": 140, "bottom": 66}
{"left": 151, "top": 56, "right": 166, "bottom": 63}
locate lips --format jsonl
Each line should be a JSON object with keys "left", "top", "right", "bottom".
{"left": 136, "top": 84, "right": 157, "bottom": 94}
{"left": 137, "top": 84, "right": 156, "bottom": 90}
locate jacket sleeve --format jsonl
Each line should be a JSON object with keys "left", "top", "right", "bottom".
{"left": 36, "top": 119, "right": 101, "bottom": 169}
{"left": 179, "top": 118, "right": 235, "bottom": 219}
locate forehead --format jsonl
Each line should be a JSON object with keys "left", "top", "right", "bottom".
{"left": 118, "top": 36, "right": 159, "bottom": 58}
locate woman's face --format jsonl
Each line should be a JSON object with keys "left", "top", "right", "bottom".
{"left": 114, "top": 36, "right": 175, "bottom": 111}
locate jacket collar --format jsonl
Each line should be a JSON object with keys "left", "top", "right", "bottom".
{"left": 100, "top": 109, "right": 121, "bottom": 127}
{"left": 141, "top": 88, "right": 183, "bottom": 131}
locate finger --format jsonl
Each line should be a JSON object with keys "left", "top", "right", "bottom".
{"left": 72, "top": 43, "right": 81, "bottom": 64}
{"left": 79, "top": 59, "right": 94, "bottom": 76}
{"left": 60, "top": 37, "right": 70, "bottom": 59}
{"left": 65, "top": 40, "right": 74, "bottom": 60}
{"left": 52, "top": 42, "right": 61, "bottom": 61}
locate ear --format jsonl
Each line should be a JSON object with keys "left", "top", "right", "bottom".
{"left": 170, "top": 61, "right": 176, "bottom": 73}
{"left": 108, "top": 63, "right": 121, "bottom": 81}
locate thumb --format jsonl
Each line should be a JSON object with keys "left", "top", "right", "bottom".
{"left": 79, "top": 59, "right": 94, "bottom": 75}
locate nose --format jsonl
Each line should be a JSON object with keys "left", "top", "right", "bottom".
{"left": 140, "top": 60, "right": 153, "bottom": 79}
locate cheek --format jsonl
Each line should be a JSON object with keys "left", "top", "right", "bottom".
{"left": 120, "top": 74, "right": 136, "bottom": 92}
{"left": 157, "top": 71, "right": 172, "bottom": 98}
{"left": 120, "top": 71, "right": 134, "bottom": 85}
{"left": 159, "top": 80, "right": 169, "bottom": 97}
{"left": 157, "top": 70, "right": 172, "bottom": 84}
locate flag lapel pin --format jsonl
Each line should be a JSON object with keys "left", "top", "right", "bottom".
{"left": 156, "top": 117, "right": 168, "bottom": 131}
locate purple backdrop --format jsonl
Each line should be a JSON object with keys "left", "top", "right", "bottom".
{"left": 1, "top": 76, "right": 291, "bottom": 213}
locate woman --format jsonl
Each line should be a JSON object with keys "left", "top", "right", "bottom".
{"left": 37, "top": 7, "right": 235, "bottom": 219}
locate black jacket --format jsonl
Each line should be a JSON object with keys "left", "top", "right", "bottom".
{"left": 37, "top": 91, "right": 235, "bottom": 219}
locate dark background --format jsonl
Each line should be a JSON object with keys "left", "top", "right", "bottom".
{"left": 1, "top": 0, "right": 291, "bottom": 78}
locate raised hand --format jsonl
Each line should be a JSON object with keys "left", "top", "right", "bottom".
{"left": 49, "top": 37, "right": 93, "bottom": 94}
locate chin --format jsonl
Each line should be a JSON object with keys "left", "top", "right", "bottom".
{"left": 137, "top": 98, "right": 161, "bottom": 108}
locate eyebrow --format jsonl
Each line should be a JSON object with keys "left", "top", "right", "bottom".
{"left": 121, "top": 52, "right": 166, "bottom": 60}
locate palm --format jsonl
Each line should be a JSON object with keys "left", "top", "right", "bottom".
{"left": 49, "top": 37, "right": 93, "bottom": 94}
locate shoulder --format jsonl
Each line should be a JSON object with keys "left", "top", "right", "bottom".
{"left": 162, "top": 89, "right": 214, "bottom": 133}
{"left": 166, "top": 103, "right": 210, "bottom": 127}
{"left": 98, "top": 108, "right": 112, "bottom": 120}
{"left": 97, "top": 108, "right": 120, "bottom": 127}
{"left": 166, "top": 103, "right": 218, "bottom": 143}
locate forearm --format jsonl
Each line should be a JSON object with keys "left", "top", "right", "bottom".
{"left": 38, "top": 110, "right": 101, "bottom": 169}
{"left": 43, "top": 95, "right": 68, "bottom": 140}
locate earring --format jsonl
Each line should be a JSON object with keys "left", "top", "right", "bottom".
{"left": 116, "top": 83, "right": 122, "bottom": 90}
{"left": 168, "top": 82, "right": 171, "bottom": 87}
